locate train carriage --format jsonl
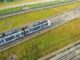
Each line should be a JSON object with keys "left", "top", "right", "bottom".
{"left": 0, "top": 20, "right": 51, "bottom": 46}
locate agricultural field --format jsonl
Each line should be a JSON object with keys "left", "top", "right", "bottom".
{"left": 0, "top": 1, "right": 80, "bottom": 60}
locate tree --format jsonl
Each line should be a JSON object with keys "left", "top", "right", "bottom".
{"left": 0, "top": 0, "right": 14, "bottom": 2}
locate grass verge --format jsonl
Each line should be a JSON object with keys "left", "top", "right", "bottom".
{"left": 0, "top": 1, "right": 80, "bottom": 32}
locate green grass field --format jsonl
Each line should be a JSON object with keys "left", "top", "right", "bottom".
{"left": 0, "top": 0, "right": 70, "bottom": 7}
{"left": 0, "top": 1, "right": 80, "bottom": 60}
{"left": 0, "top": 0, "right": 70, "bottom": 15}
{"left": 0, "top": 1, "right": 80, "bottom": 32}
{"left": 0, "top": 0, "right": 38, "bottom": 7}
{"left": 0, "top": 1, "right": 64, "bottom": 15}
{"left": 0, "top": 18, "right": 80, "bottom": 60}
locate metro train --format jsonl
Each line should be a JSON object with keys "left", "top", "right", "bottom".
{"left": 0, "top": 20, "right": 51, "bottom": 46}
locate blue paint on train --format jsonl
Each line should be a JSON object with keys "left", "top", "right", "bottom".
{"left": 0, "top": 20, "right": 51, "bottom": 46}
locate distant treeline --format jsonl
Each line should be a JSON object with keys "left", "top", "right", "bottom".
{"left": 0, "top": 0, "right": 14, "bottom": 2}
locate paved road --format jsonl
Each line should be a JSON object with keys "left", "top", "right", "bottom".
{"left": 0, "top": 6, "right": 80, "bottom": 52}
{"left": 0, "top": 0, "right": 79, "bottom": 19}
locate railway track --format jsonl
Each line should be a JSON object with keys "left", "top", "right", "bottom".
{"left": 0, "top": 0, "right": 79, "bottom": 19}
{"left": 70, "top": 53, "right": 80, "bottom": 60}
{"left": 49, "top": 43, "right": 80, "bottom": 60}
{"left": 0, "top": 6, "right": 80, "bottom": 52}
{"left": 38, "top": 7, "right": 80, "bottom": 60}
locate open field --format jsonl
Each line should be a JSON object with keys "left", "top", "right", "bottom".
{"left": 0, "top": 1, "right": 80, "bottom": 32}
{"left": 0, "top": 0, "right": 39, "bottom": 7}
{"left": 0, "top": 0, "right": 71, "bottom": 15}
{"left": 0, "top": 1, "right": 65, "bottom": 15}
{"left": 0, "top": 0, "right": 69, "bottom": 7}
{"left": 0, "top": 17, "right": 80, "bottom": 60}
{"left": 0, "top": 1, "right": 80, "bottom": 60}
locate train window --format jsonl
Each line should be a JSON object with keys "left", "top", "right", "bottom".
{"left": 1, "top": 39, "right": 4, "bottom": 43}
{"left": 25, "top": 30, "right": 29, "bottom": 33}
{"left": 25, "top": 29, "right": 30, "bottom": 35}
{"left": 0, "top": 41, "right": 1, "bottom": 44}
{"left": 15, "top": 34, "right": 20, "bottom": 37}
{"left": 44, "top": 23, "right": 48, "bottom": 26}
{"left": 40, "top": 23, "right": 48, "bottom": 28}
{"left": 21, "top": 32, "right": 24, "bottom": 35}
{"left": 34, "top": 26, "right": 40, "bottom": 30}
{"left": 5, "top": 35, "right": 15, "bottom": 41}
{"left": 0, "top": 39, "right": 4, "bottom": 44}
{"left": 29, "top": 28, "right": 34, "bottom": 32}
